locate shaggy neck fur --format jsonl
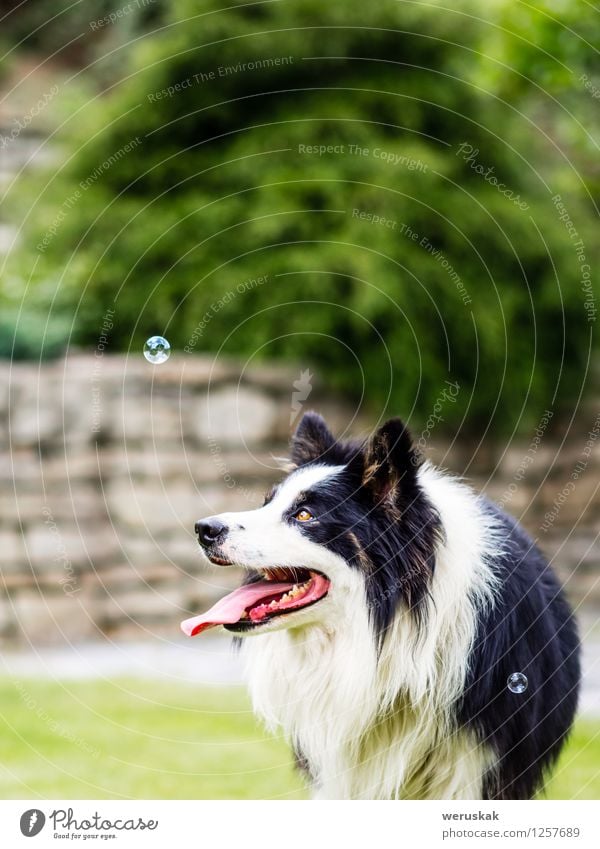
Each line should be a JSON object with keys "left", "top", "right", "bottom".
{"left": 242, "top": 463, "right": 503, "bottom": 799}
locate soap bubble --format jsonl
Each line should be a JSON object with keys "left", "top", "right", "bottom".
{"left": 144, "top": 336, "right": 171, "bottom": 364}
{"left": 507, "top": 672, "right": 528, "bottom": 694}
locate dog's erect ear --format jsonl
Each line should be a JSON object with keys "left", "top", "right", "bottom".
{"left": 362, "top": 419, "right": 419, "bottom": 504}
{"left": 290, "top": 411, "right": 336, "bottom": 466}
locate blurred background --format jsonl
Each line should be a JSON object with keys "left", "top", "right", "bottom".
{"left": 0, "top": 0, "right": 598, "bottom": 799}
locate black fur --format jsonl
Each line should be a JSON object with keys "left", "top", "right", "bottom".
{"left": 287, "top": 414, "right": 442, "bottom": 642}
{"left": 459, "top": 501, "right": 580, "bottom": 799}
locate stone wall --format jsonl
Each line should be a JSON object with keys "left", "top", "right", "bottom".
{"left": 0, "top": 354, "right": 358, "bottom": 645}
{"left": 0, "top": 354, "right": 597, "bottom": 647}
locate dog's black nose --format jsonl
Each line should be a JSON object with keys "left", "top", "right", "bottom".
{"left": 195, "top": 517, "right": 228, "bottom": 548}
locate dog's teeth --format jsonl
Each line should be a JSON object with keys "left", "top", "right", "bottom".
{"left": 284, "top": 584, "right": 305, "bottom": 601}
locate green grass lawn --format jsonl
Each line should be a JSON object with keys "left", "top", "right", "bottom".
{"left": 0, "top": 678, "right": 597, "bottom": 799}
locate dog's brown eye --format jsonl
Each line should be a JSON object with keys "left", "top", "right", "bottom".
{"left": 294, "top": 508, "right": 313, "bottom": 522}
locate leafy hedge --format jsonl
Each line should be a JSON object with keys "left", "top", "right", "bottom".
{"left": 3, "top": 0, "right": 598, "bottom": 432}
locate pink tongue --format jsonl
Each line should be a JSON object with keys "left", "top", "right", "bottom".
{"left": 180, "top": 581, "right": 294, "bottom": 637}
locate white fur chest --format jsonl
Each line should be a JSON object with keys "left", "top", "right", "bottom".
{"left": 243, "top": 617, "right": 380, "bottom": 796}
{"left": 242, "top": 624, "right": 491, "bottom": 799}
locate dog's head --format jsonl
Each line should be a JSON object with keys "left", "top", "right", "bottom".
{"left": 181, "top": 412, "right": 441, "bottom": 640}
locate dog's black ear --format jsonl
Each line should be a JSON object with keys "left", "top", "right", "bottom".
{"left": 290, "top": 411, "right": 336, "bottom": 466}
{"left": 362, "top": 418, "right": 419, "bottom": 504}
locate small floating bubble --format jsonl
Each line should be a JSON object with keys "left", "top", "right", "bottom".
{"left": 144, "top": 335, "right": 171, "bottom": 364}
{"left": 507, "top": 672, "right": 528, "bottom": 694}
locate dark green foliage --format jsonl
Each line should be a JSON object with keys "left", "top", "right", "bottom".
{"left": 3, "top": 0, "right": 598, "bottom": 433}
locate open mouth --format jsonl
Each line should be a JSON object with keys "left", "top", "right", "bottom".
{"left": 180, "top": 567, "right": 330, "bottom": 637}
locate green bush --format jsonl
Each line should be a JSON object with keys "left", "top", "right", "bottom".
{"left": 3, "top": 0, "right": 598, "bottom": 433}
{"left": 0, "top": 308, "right": 71, "bottom": 360}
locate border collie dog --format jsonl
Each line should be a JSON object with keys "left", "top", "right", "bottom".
{"left": 182, "top": 412, "right": 580, "bottom": 800}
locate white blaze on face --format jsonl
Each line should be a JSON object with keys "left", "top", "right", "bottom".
{"left": 211, "top": 464, "right": 345, "bottom": 572}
